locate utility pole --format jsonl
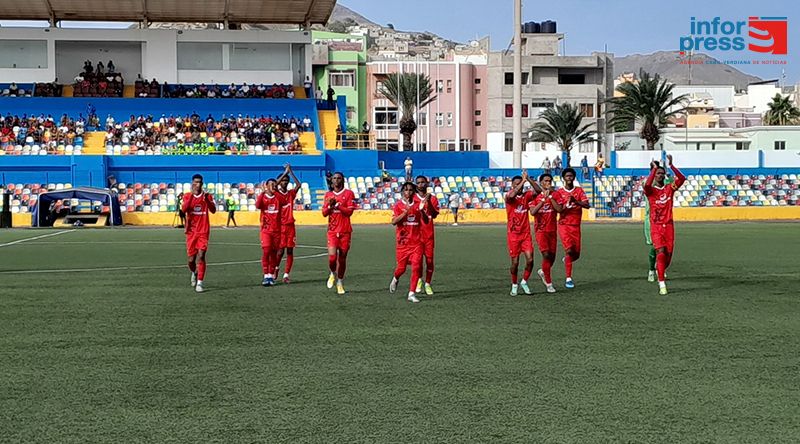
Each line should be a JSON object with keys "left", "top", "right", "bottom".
{"left": 513, "top": 0, "right": 523, "bottom": 168}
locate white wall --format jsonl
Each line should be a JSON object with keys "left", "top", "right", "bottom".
{"left": 0, "top": 27, "right": 311, "bottom": 85}
{"left": 763, "top": 150, "right": 800, "bottom": 168}
{"left": 176, "top": 70, "right": 292, "bottom": 85}
{"left": 672, "top": 85, "right": 735, "bottom": 109}
{"left": 747, "top": 84, "right": 782, "bottom": 115}
{"left": 616, "top": 150, "right": 759, "bottom": 168}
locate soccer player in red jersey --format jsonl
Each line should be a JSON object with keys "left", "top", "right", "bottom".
{"left": 256, "top": 178, "right": 282, "bottom": 287}
{"left": 182, "top": 174, "right": 216, "bottom": 293}
{"left": 321, "top": 172, "right": 357, "bottom": 295}
{"left": 274, "top": 164, "right": 301, "bottom": 284}
{"left": 414, "top": 175, "right": 439, "bottom": 295}
{"left": 529, "top": 173, "right": 563, "bottom": 293}
{"left": 553, "top": 168, "right": 590, "bottom": 289}
{"left": 389, "top": 182, "right": 430, "bottom": 303}
{"left": 643, "top": 154, "right": 686, "bottom": 295}
{"left": 505, "top": 170, "right": 541, "bottom": 296}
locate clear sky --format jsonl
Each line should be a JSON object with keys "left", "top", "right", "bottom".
{"left": 339, "top": 0, "right": 797, "bottom": 83}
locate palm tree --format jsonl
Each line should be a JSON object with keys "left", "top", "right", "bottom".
{"left": 378, "top": 73, "right": 436, "bottom": 151}
{"left": 608, "top": 71, "right": 688, "bottom": 150}
{"left": 527, "top": 103, "right": 596, "bottom": 167}
{"left": 764, "top": 93, "right": 800, "bottom": 125}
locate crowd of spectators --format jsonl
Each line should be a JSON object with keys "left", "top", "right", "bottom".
{"left": 1, "top": 83, "right": 32, "bottom": 97}
{"left": 104, "top": 113, "right": 313, "bottom": 153}
{"left": 163, "top": 83, "right": 296, "bottom": 99}
{"left": 0, "top": 114, "right": 86, "bottom": 148}
{"left": 72, "top": 60, "right": 124, "bottom": 98}
{"left": 34, "top": 80, "right": 62, "bottom": 97}
{"left": 135, "top": 77, "right": 162, "bottom": 98}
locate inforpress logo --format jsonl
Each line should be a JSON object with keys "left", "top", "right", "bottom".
{"left": 679, "top": 16, "right": 788, "bottom": 55}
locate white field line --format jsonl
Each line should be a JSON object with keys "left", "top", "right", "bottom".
{"left": 20, "top": 241, "right": 327, "bottom": 249}
{"left": 0, "top": 230, "right": 75, "bottom": 248}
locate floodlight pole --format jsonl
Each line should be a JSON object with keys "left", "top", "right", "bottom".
{"left": 512, "top": 0, "right": 523, "bottom": 168}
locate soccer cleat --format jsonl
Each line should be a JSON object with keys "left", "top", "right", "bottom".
{"left": 520, "top": 280, "right": 532, "bottom": 295}
{"left": 565, "top": 278, "right": 575, "bottom": 289}
{"left": 190, "top": 272, "right": 197, "bottom": 287}
{"left": 336, "top": 281, "right": 346, "bottom": 295}
{"left": 407, "top": 292, "right": 420, "bottom": 303}
{"left": 327, "top": 272, "right": 336, "bottom": 289}
{"left": 537, "top": 269, "right": 547, "bottom": 286}
{"left": 546, "top": 284, "right": 557, "bottom": 294}
{"left": 659, "top": 282, "right": 668, "bottom": 295}
{"left": 261, "top": 276, "right": 270, "bottom": 287}
{"left": 416, "top": 278, "right": 423, "bottom": 293}
{"left": 195, "top": 281, "right": 204, "bottom": 293}
{"left": 648, "top": 270, "right": 656, "bottom": 282}
{"left": 424, "top": 283, "right": 434, "bottom": 296}
{"left": 389, "top": 277, "right": 398, "bottom": 293}
{"left": 510, "top": 284, "right": 518, "bottom": 296}
{"left": 452, "top": 223, "right": 458, "bottom": 226}
{"left": 283, "top": 273, "right": 290, "bottom": 284}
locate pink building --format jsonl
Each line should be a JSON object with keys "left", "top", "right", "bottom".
{"left": 366, "top": 59, "right": 487, "bottom": 151}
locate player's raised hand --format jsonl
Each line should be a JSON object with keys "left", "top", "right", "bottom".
{"left": 666, "top": 154, "right": 673, "bottom": 165}
{"left": 521, "top": 169, "right": 529, "bottom": 180}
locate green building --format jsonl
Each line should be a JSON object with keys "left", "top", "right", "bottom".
{"left": 311, "top": 30, "right": 368, "bottom": 131}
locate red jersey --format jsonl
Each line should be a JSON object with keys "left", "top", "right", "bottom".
{"left": 181, "top": 192, "right": 216, "bottom": 235}
{"left": 415, "top": 193, "right": 440, "bottom": 242}
{"left": 256, "top": 192, "right": 282, "bottom": 234}
{"left": 277, "top": 188, "right": 298, "bottom": 225}
{"left": 322, "top": 189, "right": 356, "bottom": 235}
{"left": 505, "top": 190, "right": 535, "bottom": 235}
{"left": 554, "top": 186, "right": 588, "bottom": 226}
{"left": 393, "top": 199, "right": 423, "bottom": 248}
{"left": 644, "top": 165, "right": 686, "bottom": 225}
{"left": 529, "top": 193, "right": 558, "bottom": 232}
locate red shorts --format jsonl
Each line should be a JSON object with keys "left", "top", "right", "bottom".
{"left": 507, "top": 232, "right": 533, "bottom": 258}
{"left": 535, "top": 230, "right": 558, "bottom": 254}
{"left": 558, "top": 224, "right": 582, "bottom": 253}
{"left": 421, "top": 237, "right": 435, "bottom": 259}
{"left": 327, "top": 231, "right": 352, "bottom": 252}
{"left": 651, "top": 222, "right": 675, "bottom": 251}
{"left": 396, "top": 244, "right": 423, "bottom": 267}
{"left": 280, "top": 224, "right": 297, "bottom": 249}
{"left": 260, "top": 230, "right": 280, "bottom": 250}
{"left": 186, "top": 233, "right": 209, "bottom": 256}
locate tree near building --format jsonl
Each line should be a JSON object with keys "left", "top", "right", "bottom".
{"left": 378, "top": 73, "right": 436, "bottom": 151}
{"left": 764, "top": 93, "right": 800, "bottom": 125}
{"left": 608, "top": 71, "right": 688, "bottom": 150}
{"left": 527, "top": 103, "right": 596, "bottom": 167}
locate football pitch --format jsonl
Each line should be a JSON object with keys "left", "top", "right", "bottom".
{"left": 1, "top": 222, "right": 798, "bottom": 443}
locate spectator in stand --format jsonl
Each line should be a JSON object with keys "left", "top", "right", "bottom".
{"left": 315, "top": 86, "right": 323, "bottom": 101}
{"left": 580, "top": 155, "right": 590, "bottom": 180}
{"left": 9, "top": 83, "right": 19, "bottom": 96}
{"left": 542, "top": 157, "right": 551, "bottom": 175}
{"left": 553, "top": 155, "right": 562, "bottom": 176}
{"left": 404, "top": 157, "right": 413, "bottom": 181}
{"left": 286, "top": 88, "right": 295, "bottom": 99}
{"left": 96, "top": 61, "right": 104, "bottom": 75}
{"left": 326, "top": 85, "right": 335, "bottom": 107}
{"left": 303, "top": 115, "right": 312, "bottom": 132}
{"left": 107, "top": 60, "right": 116, "bottom": 74}
{"left": 304, "top": 76, "right": 313, "bottom": 97}
{"left": 595, "top": 154, "right": 606, "bottom": 178}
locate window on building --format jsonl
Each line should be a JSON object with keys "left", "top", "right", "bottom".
{"left": 446, "top": 112, "right": 453, "bottom": 127}
{"left": 775, "top": 140, "right": 786, "bottom": 150}
{"left": 418, "top": 111, "right": 427, "bottom": 126}
{"left": 474, "top": 78, "right": 481, "bottom": 84}
{"left": 439, "top": 139, "right": 457, "bottom": 151}
{"left": 522, "top": 104, "right": 529, "bottom": 118}
{"left": 418, "top": 142, "right": 428, "bottom": 152}
{"left": 435, "top": 113, "right": 444, "bottom": 127}
{"left": 376, "top": 138, "right": 399, "bottom": 151}
{"left": 475, "top": 88, "right": 481, "bottom": 94}
{"left": 695, "top": 143, "right": 701, "bottom": 150}
{"left": 437, "top": 80, "right": 444, "bottom": 92}
{"left": 472, "top": 144, "right": 482, "bottom": 150}
{"left": 521, "top": 72, "right": 530, "bottom": 85}
{"left": 504, "top": 72, "right": 514, "bottom": 85}
{"left": 459, "top": 140, "right": 472, "bottom": 151}
{"left": 446, "top": 79, "right": 452, "bottom": 93}
{"left": 736, "top": 142, "right": 748, "bottom": 150}
{"left": 329, "top": 70, "right": 356, "bottom": 87}
{"left": 375, "top": 80, "right": 385, "bottom": 93}
{"left": 475, "top": 110, "right": 482, "bottom": 116}
{"left": 374, "top": 106, "right": 398, "bottom": 130}
{"left": 505, "top": 104, "right": 513, "bottom": 118}
{"left": 504, "top": 133, "right": 513, "bottom": 152}
{"left": 579, "top": 103, "right": 594, "bottom": 118}
{"left": 475, "top": 121, "right": 482, "bottom": 126}
{"left": 531, "top": 101, "right": 556, "bottom": 117}
{"left": 558, "top": 73, "right": 585, "bottom": 84}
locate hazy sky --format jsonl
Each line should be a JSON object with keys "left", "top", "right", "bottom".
{"left": 1, "top": 1, "right": 795, "bottom": 82}
{"left": 339, "top": 0, "right": 797, "bottom": 83}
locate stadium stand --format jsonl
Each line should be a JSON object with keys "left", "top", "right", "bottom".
{"left": 1, "top": 115, "right": 86, "bottom": 155}
{"left": 162, "top": 83, "right": 296, "bottom": 99}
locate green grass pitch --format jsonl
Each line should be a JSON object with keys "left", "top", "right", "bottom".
{"left": 1, "top": 222, "right": 799, "bottom": 443}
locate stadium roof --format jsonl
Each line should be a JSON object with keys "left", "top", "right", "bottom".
{"left": 0, "top": 0, "right": 337, "bottom": 25}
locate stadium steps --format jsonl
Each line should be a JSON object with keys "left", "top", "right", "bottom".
{"left": 61, "top": 85, "right": 74, "bottom": 97}
{"left": 298, "top": 132, "right": 320, "bottom": 154}
{"left": 293, "top": 86, "right": 307, "bottom": 99}
{"left": 82, "top": 131, "right": 107, "bottom": 154}
{"left": 123, "top": 85, "right": 135, "bottom": 98}
{"left": 318, "top": 110, "right": 339, "bottom": 149}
